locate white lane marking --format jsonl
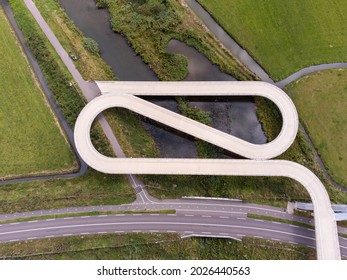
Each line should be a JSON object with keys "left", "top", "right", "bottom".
{"left": 9, "top": 239, "right": 19, "bottom": 242}
{"left": 46, "top": 219, "right": 56, "bottom": 221}
{"left": 167, "top": 214, "right": 176, "bottom": 216}
{"left": 290, "top": 225, "right": 299, "bottom": 228}
{"left": 45, "top": 235, "right": 55, "bottom": 238}
{"left": 166, "top": 231, "right": 176, "bottom": 233}
{"left": 98, "top": 215, "right": 108, "bottom": 218}
{"left": 202, "top": 232, "right": 211, "bottom": 234}
{"left": 116, "top": 214, "right": 125, "bottom": 217}
{"left": 184, "top": 215, "right": 194, "bottom": 217}
{"left": 98, "top": 232, "right": 107, "bottom": 234}
{"left": 64, "top": 217, "right": 73, "bottom": 220}
{"left": 289, "top": 241, "right": 298, "bottom": 245}
{"left": 132, "top": 230, "right": 142, "bottom": 233}
{"left": 272, "top": 222, "right": 281, "bottom": 225}
{"left": 255, "top": 219, "right": 264, "bottom": 222}
{"left": 80, "top": 233, "right": 90, "bottom": 235}
{"left": 237, "top": 234, "right": 245, "bottom": 237}
{"left": 272, "top": 238, "right": 281, "bottom": 241}
{"left": 62, "top": 234, "right": 72, "bottom": 237}
{"left": 10, "top": 223, "right": 20, "bottom": 225}
{"left": 0, "top": 222, "right": 316, "bottom": 241}
{"left": 237, "top": 218, "right": 246, "bottom": 220}
{"left": 150, "top": 230, "right": 159, "bottom": 232}
{"left": 114, "top": 231, "right": 124, "bottom": 233}
{"left": 184, "top": 231, "right": 194, "bottom": 233}
{"left": 28, "top": 221, "right": 38, "bottom": 223}
{"left": 27, "top": 237, "right": 37, "bottom": 240}
{"left": 81, "top": 216, "right": 91, "bottom": 219}
{"left": 133, "top": 214, "right": 142, "bottom": 216}
{"left": 150, "top": 214, "right": 159, "bottom": 216}
{"left": 254, "top": 236, "right": 263, "bottom": 239}
{"left": 220, "top": 216, "right": 229, "bottom": 219}
{"left": 202, "top": 215, "right": 211, "bottom": 218}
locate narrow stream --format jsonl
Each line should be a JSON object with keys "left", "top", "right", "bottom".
{"left": 58, "top": 0, "right": 266, "bottom": 158}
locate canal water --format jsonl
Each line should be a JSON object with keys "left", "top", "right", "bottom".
{"left": 58, "top": 0, "right": 267, "bottom": 158}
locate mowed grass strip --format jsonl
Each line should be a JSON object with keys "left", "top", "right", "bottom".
{"left": 0, "top": 8, "right": 75, "bottom": 179}
{"left": 0, "top": 234, "right": 314, "bottom": 260}
{"left": 286, "top": 69, "right": 347, "bottom": 186}
{"left": 197, "top": 0, "right": 347, "bottom": 81}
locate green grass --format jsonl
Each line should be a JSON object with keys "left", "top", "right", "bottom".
{"left": 0, "top": 7, "right": 76, "bottom": 179}
{"left": 0, "top": 234, "right": 314, "bottom": 260}
{"left": 103, "top": 0, "right": 256, "bottom": 81}
{"left": 0, "top": 169, "right": 135, "bottom": 214}
{"left": 0, "top": 210, "right": 176, "bottom": 224}
{"left": 197, "top": 0, "right": 347, "bottom": 81}
{"left": 247, "top": 214, "right": 314, "bottom": 229}
{"left": 286, "top": 69, "right": 347, "bottom": 187}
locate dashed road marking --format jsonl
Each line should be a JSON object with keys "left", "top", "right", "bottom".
{"left": 202, "top": 232, "right": 211, "bottom": 234}
{"left": 10, "top": 223, "right": 20, "bottom": 225}
{"left": 64, "top": 217, "right": 73, "bottom": 220}
{"left": 185, "top": 215, "right": 194, "bottom": 217}
{"left": 46, "top": 219, "right": 56, "bottom": 221}
{"left": 272, "top": 222, "right": 281, "bottom": 225}
{"left": 98, "top": 232, "right": 107, "bottom": 234}
{"left": 62, "top": 234, "right": 72, "bottom": 237}
{"left": 28, "top": 220, "right": 38, "bottom": 223}
{"left": 220, "top": 216, "right": 229, "bottom": 219}
{"left": 27, "top": 237, "right": 37, "bottom": 240}
{"left": 202, "top": 215, "right": 211, "bottom": 218}
{"left": 10, "top": 239, "right": 19, "bottom": 242}
{"left": 81, "top": 216, "right": 90, "bottom": 219}
{"left": 45, "top": 235, "right": 55, "bottom": 238}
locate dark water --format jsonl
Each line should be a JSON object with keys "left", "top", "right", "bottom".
{"left": 59, "top": 0, "right": 266, "bottom": 158}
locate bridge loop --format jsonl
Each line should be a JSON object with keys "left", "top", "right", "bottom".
{"left": 74, "top": 81, "right": 340, "bottom": 260}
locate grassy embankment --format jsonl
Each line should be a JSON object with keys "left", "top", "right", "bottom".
{"left": 1, "top": 0, "right": 136, "bottom": 213}
{"left": 100, "top": 0, "right": 347, "bottom": 206}
{"left": 198, "top": 0, "right": 347, "bottom": 81}
{"left": 286, "top": 69, "right": 347, "bottom": 186}
{"left": 0, "top": 233, "right": 315, "bottom": 260}
{"left": 0, "top": 7, "right": 75, "bottom": 179}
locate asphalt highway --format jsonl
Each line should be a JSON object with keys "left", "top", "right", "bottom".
{"left": 0, "top": 214, "right": 346, "bottom": 258}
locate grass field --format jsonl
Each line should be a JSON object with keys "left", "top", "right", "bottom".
{"left": 286, "top": 69, "right": 347, "bottom": 186}
{"left": 0, "top": 169, "right": 135, "bottom": 214}
{"left": 197, "top": 0, "right": 347, "bottom": 81}
{"left": 0, "top": 234, "right": 315, "bottom": 260}
{"left": 0, "top": 8, "right": 75, "bottom": 179}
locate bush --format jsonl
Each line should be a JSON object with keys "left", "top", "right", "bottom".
{"left": 83, "top": 37, "right": 100, "bottom": 55}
